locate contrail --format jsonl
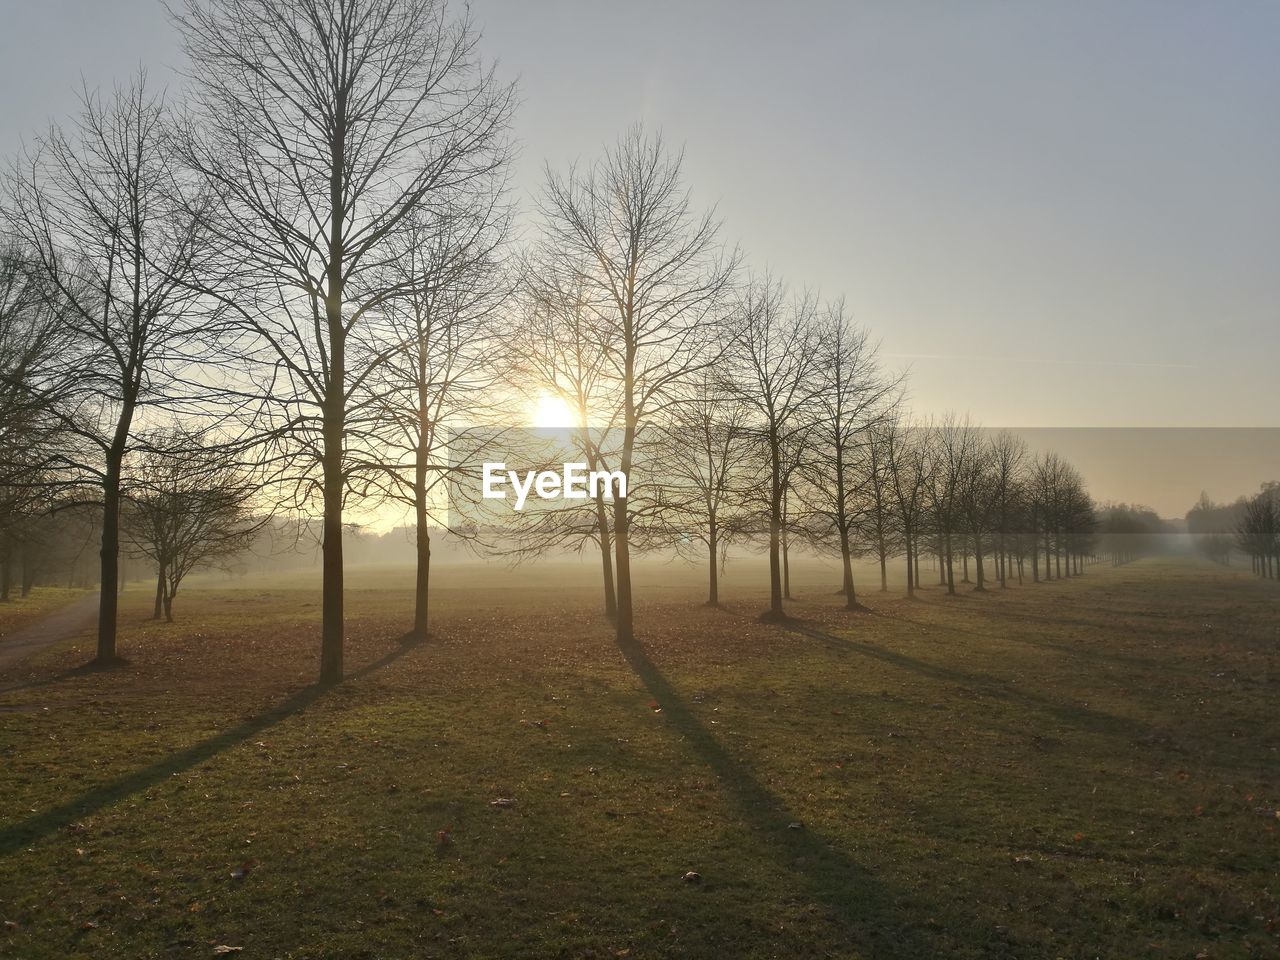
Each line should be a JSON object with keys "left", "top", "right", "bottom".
{"left": 883, "top": 352, "right": 1197, "bottom": 370}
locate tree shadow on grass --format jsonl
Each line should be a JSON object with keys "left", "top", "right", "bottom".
{"left": 0, "top": 640, "right": 419, "bottom": 858}
{"left": 615, "top": 636, "right": 942, "bottom": 959}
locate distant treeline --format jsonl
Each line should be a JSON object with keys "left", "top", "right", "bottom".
{"left": 1186, "top": 484, "right": 1280, "bottom": 577}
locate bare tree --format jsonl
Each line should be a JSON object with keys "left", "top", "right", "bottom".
{"left": 861, "top": 419, "right": 903, "bottom": 592}
{"left": 0, "top": 241, "right": 69, "bottom": 598}
{"left": 0, "top": 241, "right": 67, "bottom": 466}
{"left": 729, "top": 279, "right": 820, "bottom": 620}
{"left": 959, "top": 439, "right": 999, "bottom": 591}
{"left": 925, "top": 415, "right": 978, "bottom": 596}
{"left": 1236, "top": 486, "right": 1279, "bottom": 579}
{"left": 513, "top": 258, "right": 621, "bottom": 619}
{"left": 535, "top": 127, "right": 735, "bottom": 644}
{"left": 654, "top": 370, "right": 755, "bottom": 607}
{"left": 174, "top": 0, "right": 515, "bottom": 682}
{"left": 987, "top": 430, "right": 1027, "bottom": 588}
{"left": 4, "top": 76, "right": 209, "bottom": 663}
{"left": 1030, "top": 452, "right": 1068, "bottom": 581}
{"left": 803, "top": 300, "right": 894, "bottom": 609}
{"left": 365, "top": 204, "right": 511, "bottom": 641}
{"left": 882, "top": 410, "right": 931, "bottom": 597}
{"left": 124, "top": 428, "right": 262, "bottom": 620}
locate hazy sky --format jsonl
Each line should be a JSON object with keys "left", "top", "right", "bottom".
{"left": 2, "top": 0, "right": 1278, "bottom": 434}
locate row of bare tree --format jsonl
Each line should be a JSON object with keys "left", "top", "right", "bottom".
{"left": 0, "top": 0, "right": 514, "bottom": 683}
{"left": 1235, "top": 489, "right": 1280, "bottom": 578}
{"left": 1187, "top": 486, "right": 1280, "bottom": 577}
{"left": 0, "top": 0, "right": 1108, "bottom": 684}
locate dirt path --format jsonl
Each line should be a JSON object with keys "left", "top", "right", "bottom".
{"left": 0, "top": 593, "right": 99, "bottom": 671}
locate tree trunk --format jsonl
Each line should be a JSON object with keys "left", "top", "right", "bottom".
{"left": 782, "top": 530, "right": 792, "bottom": 601}
{"left": 317, "top": 95, "right": 350, "bottom": 685}
{"left": 612, "top": 490, "right": 633, "bottom": 643}
{"left": 413, "top": 525, "right": 431, "bottom": 641}
{"left": 767, "top": 503, "right": 783, "bottom": 616}
{"left": 96, "top": 428, "right": 130, "bottom": 665}
{"left": 595, "top": 493, "right": 617, "bottom": 618}
{"left": 153, "top": 562, "right": 165, "bottom": 620}
{"left": 411, "top": 408, "right": 432, "bottom": 641}
{"left": 904, "top": 535, "right": 915, "bottom": 598}
{"left": 707, "top": 514, "right": 719, "bottom": 606}
{"left": 974, "top": 537, "right": 985, "bottom": 591}
{"left": 320, "top": 405, "right": 345, "bottom": 683}
{"left": 945, "top": 532, "right": 956, "bottom": 595}
{"left": 839, "top": 522, "right": 857, "bottom": 610}
{"left": 764, "top": 433, "right": 784, "bottom": 619}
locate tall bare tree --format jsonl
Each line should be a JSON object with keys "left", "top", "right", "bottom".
{"left": 366, "top": 204, "right": 511, "bottom": 641}
{"left": 882, "top": 411, "right": 931, "bottom": 597}
{"left": 987, "top": 430, "right": 1027, "bottom": 588}
{"left": 175, "top": 0, "right": 514, "bottom": 681}
{"left": 1030, "top": 452, "right": 1069, "bottom": 581}
{"left": 925, "top": 415, "right": 978, "bottom": 596}
{"left": 535, "top": 127, "right": 735, "bottom": 644}
{"left": 655, "top": 370, "right": 755, "bottom": 607}
{"left": 803, "top": 300, "right": 894, "bottom": 609}
{"left": 729, "top": 279, "right": 820, "bottom": 620}
{"left": 4, "top": 76, "right": 208, "bottom": 663}
{"left": 959, "top": 440, "right": 999, "bottom": 591}
{"left": 513, "top": 258, "right": 621, "bottom": 619}
{"left": 0, "top": 241, "right": 70, "bottom": 599}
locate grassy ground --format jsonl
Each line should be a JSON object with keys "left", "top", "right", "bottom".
{"left": 0, "top": 556, "right": 1276, "bottom": 959}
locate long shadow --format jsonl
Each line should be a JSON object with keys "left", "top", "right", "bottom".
{"left": 0, "top": 639, "right": 419, "bottom": 858}
{"left": 781, "top": 620, "right": 1151, "bottom": 742}
{"left": 615, "top": 636, "right": 941, "bottom": 959}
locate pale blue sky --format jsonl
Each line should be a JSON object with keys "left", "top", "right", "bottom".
{"left": 3, "top": 0, "right": 1277, "bottom": 429}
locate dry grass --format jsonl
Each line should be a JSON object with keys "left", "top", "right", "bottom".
{"left": 0, "top": 556, "right": 1276, "bottom": 958}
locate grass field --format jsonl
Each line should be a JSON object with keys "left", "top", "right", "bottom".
{"left": 0, "top": 556, "right": 1277, "bottom": 959}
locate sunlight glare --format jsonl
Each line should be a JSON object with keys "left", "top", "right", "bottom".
{"left": 530, "top": 392, "right": 576, "bottom": 428}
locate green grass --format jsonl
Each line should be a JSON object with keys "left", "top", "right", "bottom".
{"left": 0, "top": 557, "right": 1276, "bottom": 958}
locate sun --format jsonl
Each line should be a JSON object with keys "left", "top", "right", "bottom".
{"left": 530, "top": 392, "right": 577, "bottom": 428}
